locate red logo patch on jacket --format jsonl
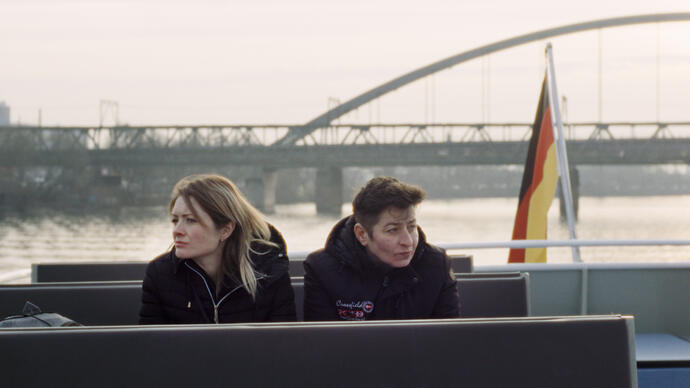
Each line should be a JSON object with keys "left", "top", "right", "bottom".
{"left": 336, "top": 300, "right": 374, "bottom": 321}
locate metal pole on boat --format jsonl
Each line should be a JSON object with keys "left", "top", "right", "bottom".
{"left": 545, "top": 43, "right": 581, "bottom": 263}
{"left": 546, "top": 43, "right": 586, "bottom": 314}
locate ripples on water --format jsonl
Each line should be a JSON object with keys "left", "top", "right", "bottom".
{"left": 1, "top": 196, "right": 689, "bottom": 281}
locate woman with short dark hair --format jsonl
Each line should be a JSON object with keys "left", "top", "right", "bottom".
{"left": 304, "top": 176, "right": 459, "bottom": 321}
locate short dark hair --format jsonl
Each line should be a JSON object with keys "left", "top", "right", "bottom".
{"left": 353, "top": 176, "right": 426, "bottom": 233}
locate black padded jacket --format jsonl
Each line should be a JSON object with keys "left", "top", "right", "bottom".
{"left": 139, "top": 226, "right": 297, "bottom": 324}
{"left": 303, "top": 216, "right": 459, "bottom": 321}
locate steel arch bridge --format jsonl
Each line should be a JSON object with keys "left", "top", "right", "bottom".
{"left": 274, "top": 12, "right": 690, "bottom": 146}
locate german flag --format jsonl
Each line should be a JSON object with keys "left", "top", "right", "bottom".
{"left": 508, "top": 77, "right": 559, "bottom": 263}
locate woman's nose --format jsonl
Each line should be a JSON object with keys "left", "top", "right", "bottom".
{"left": 172, "top": 222, "right": 184, "bottom": 236}
{"left": 399, "top": 230, "right": 413, "bottom": 246}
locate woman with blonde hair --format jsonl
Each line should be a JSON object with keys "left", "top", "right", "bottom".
{"left": 139, "top": 174, "right": 296, "bottom": 324}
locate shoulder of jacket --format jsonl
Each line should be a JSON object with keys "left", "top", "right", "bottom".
{"left": 414, "top": 243, "right": 450, "bottom": 270}
{"left": 253, "top": 254, "right": 291, "bottom": 289}
{"left": 146, "top": 251, "right": 175, "bottom": 273}
{"left": 252, "top": 254, "right": 287, "bottom": 288}
{"left": 305, "top": 249, "right": 338, "bottom": 269}
{"left": 424, "top": 243, "right": 446, "bottom": 258}
{"left": 306, "top": 249, "right": 354, "bottom": 279}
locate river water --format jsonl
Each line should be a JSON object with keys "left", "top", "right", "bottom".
{"left": 1, "top": 195, "right": 689, "bottom": 282}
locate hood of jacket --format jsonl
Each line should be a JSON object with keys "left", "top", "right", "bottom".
{"left": 250, "top": 223, "right": 289, "bottom": 284}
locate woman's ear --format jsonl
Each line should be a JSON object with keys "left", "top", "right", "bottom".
{"left": 353, "top": 223, "right": 369, "bottom": 247}
{"left": 220, "top": 222, "right": 235, "bottom": 242}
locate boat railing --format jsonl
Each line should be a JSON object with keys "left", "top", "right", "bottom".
{"left": 437, "top": 238, "right": 690, "bottom": 250}
{"left": 287, "top": 238, "right": 690, "bottom": 260}
{"left": 2, "top": 238, "right": 690, "bottom": 285}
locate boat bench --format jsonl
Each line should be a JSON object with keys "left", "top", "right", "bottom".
{"left": 31, "top": 255, "right": 475, "bottom": 282}
{"left": 0, "top": 273, "right": 528, "bottom": 325}
{"left": 0, "top": 315, "right": 637, "bottom": 388}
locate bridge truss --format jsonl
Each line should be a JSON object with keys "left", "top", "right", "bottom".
{"left": 2, "top": 122, "right": 689, "bottom": 169}
{"left": 1, "top": 122, "right": 688, "bottom": 152}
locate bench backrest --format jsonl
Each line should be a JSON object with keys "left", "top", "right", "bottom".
{"left": 3, "top": 273, "right": 527, "bottom": 324}
{"left": 0, "top": 282, "right": 142, "bottom": 326}
{"left": 456, "top": 272, "right": 530, "bottom": 318}
{"left": 32, "top": 262, "right": 147, "bottom": 283}
{"left": 0, "top": 316, "right": 637, "bottom": 388}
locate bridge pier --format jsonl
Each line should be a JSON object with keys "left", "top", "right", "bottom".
{"left": 315, "top": 167, "right": 343, "bottom": 216}
{"left": 559, "top": 165, "right": 580, "bottom": 221}
{"left": 244, "top": 168, "right": 278, "bottom": 214}
{"left": 262, "top": 169, "right": 278, "bottom": 214}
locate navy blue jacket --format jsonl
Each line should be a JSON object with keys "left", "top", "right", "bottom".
{"left": 139, "top": 226, "right": 296, "bottom": 324}
{"left": 304, "top": 216, "right": 459, "bottom": 321}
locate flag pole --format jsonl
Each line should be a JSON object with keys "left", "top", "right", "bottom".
{"left": 545, "top": 43, "right": 581, "bottom": 262}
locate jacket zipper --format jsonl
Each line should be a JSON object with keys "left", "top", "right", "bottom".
{"left": 184, "top": 262, "right": 265, "bottom": 324}
{"left": 368, "top": 275, "right": 389, "bottom": 319}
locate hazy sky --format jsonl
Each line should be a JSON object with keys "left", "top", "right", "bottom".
{"left": 1, "top": 0, "right": 688, "bottom": 126}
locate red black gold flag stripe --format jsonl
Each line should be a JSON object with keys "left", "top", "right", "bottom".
{"left": 508, "top": 77, "right": 559, "bottom": 263}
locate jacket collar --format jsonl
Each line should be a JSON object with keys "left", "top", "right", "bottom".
{"left": 171, "top": 250, "right": 184, "bottom": 275}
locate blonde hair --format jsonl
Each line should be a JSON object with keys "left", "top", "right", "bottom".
{"left": 169, "top": 174, "right": 275, "bottom": 299}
